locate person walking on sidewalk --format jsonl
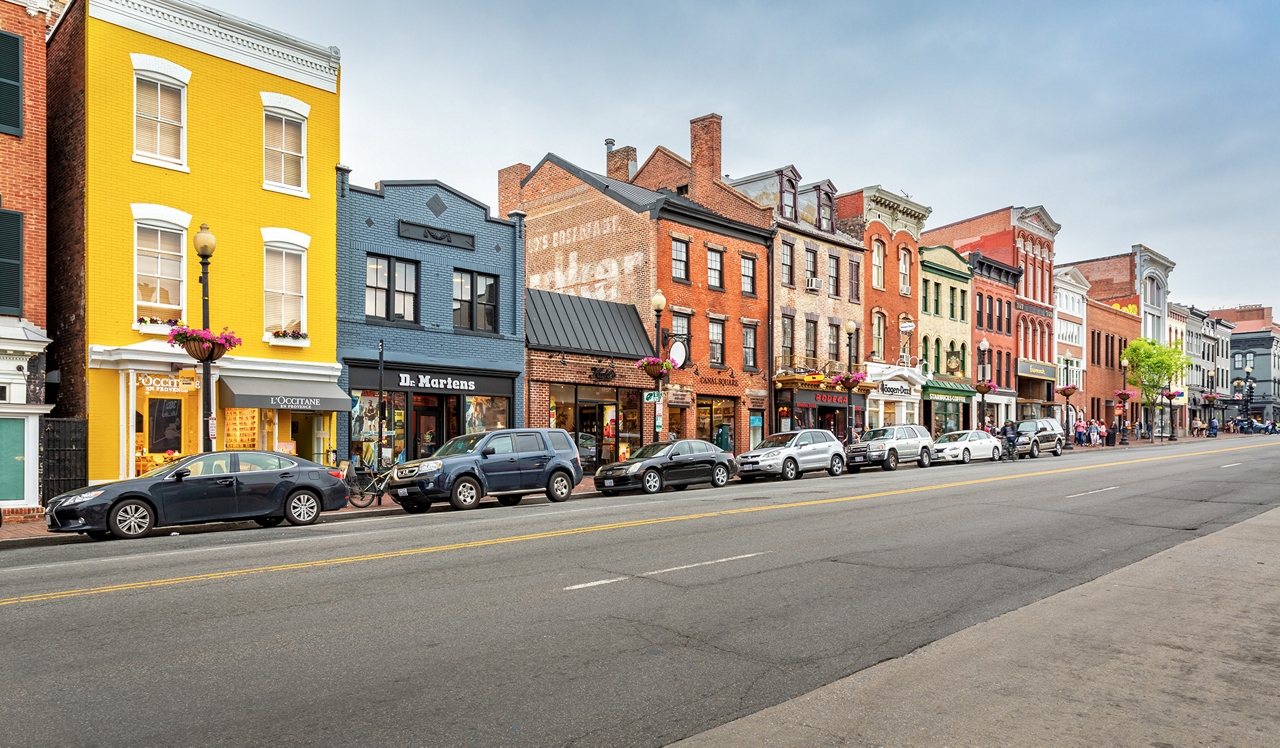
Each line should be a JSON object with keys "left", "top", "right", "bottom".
{"left": 1099, "top": 421, "right": 1108, "bottom": 446}
{"left": 1075, "top": 417, "right": 1087, "bottom": 446}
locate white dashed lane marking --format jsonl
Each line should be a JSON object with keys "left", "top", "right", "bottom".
{"left": 564, "top": 552, "right": 770, "bottom": 591}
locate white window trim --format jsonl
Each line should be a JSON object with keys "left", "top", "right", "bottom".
{"left": 130, "top": 204, "right": 192, "bottom": 332}
{"left": 262, "top": 93, "right": 310, "bottom": 198}
{"left": 262, "top": 229, "right": 310, "bottom": 345}
{"left": 131, "top": 55, "right": 190, "bottom": 171}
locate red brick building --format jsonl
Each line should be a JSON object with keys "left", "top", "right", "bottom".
{"left": 922, "top": 206, "right": 1061, "bottom": 420}
{"left": 499, "top": 116, "right": 775, "bottom": 454}
{"left": 967, "top": 251, "right": 1022, "bottom": 425}
{"left": 1085, "top": 299, "right": 1141, "bottom": 433}
{"left": 0, "top": 0, "right": 56, "bottom": 511}
{"left": 834, "top": 187, "right": 932, "bottom": 429}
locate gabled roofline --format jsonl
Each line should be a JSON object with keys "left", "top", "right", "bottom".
{"left": 726, "top": 165, "right": 796, "bottom": 186}
{"left": 1053, "top": 265, "right": 1092, "bottom": 290}
{"left": 919, "top": 245, "right": 973, "bottom": 280}
{"left": 920, "top": 206, "right": 1012, "bottom": 235}
{"left": 347, "top": 178, "right": 516, "bottom": 226}
{"left": 633, "top": 145, "right": 690, "bottom": 182}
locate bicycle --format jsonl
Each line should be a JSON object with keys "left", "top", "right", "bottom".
{"left": 346, "top": 462, "right": 395, "bottom": 508}
{"left": 1000, "top": 438, "right": 1018, "bottom": 462}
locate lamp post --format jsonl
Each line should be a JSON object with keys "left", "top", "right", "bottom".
{"left": 978, "top": 337, "right": 991, "bottom": 427}
{"left": 844, "top": 319, "right": 859, "bottom": 439}
{"left": 1243, "top": 365, "right": 1256, "bottom": 433}
{"left": 650, "top": 290, "right": 667, "bottom": 438}
{"left": 1120, "top": 356, "right": 1131, "bottom": 444}
{"left": 1057, "top": 384, "right": 1078, "bottom": 450}
{"left": 1167, "top": 385, "right": 1178, "bottom": 442}
{"left": 193, "top": 223, "right": 216, "bottom": 453}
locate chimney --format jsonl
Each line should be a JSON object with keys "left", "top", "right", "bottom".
{"left": 606, "top": 143, "right": 637, "bottom": 182}
{"left": 497, "top": 163, "right": 530, "bottom": 220}
{"left": 689, "top": 113, "right": 722, "bottom": 204}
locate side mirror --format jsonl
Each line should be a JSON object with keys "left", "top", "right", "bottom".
{"left": 172, "top": 468, "right": 190, "bottom": 480}
{"left": 481, "top": 446, "right": 496, "bottom": 457}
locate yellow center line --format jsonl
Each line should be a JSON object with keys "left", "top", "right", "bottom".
{"left": 3, "top": 441, "right": 1275, "bottom": 607}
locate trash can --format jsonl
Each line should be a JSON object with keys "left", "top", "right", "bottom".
{"left": 1105, "top": 430, "right": 1116, "bottom": 447}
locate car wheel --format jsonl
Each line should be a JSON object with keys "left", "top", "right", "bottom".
{"left": 712, "top": 464, "right": 730, "bottom": 487}
{"left": 992, "top": 447, "right": 1001, "bottom": 461}
{"left": 402, "top": 501, "right": 431, "bottom": 513}
{"left": 740, "top": 476, "right": 756, "bottom": 483}
{"left": 285, "top": 490, "right": 321, "bottom": 526}
{"left": 254, "top": 517, "right": 284, "bottom": 528}
{"left": 86, "top": 530, "right": 113, "bottom": 541}
{"left": 1030, "top": 442, "right": 1040, "bottom": 459}
{"left": 450, "top": 476, "right": 482, "bottom": 510}
{"left": 961, "top": 449, "right": 971, "bottom": 465}
{"left": 917, "top": 450, "right": 932, "bottom": 468}
{"left": 108, "top": 499, "right": 154, "bottom": 539}
{"left": 641, "top": 469, "right": 663, "bottom": 494}
{"left": 1053, "top": 440, "right": 1063, "bottom": 457}
{"left": 882, "top": 451, "right": 899, "bottom": 472}
{"left": 497, "top": 495, "right": 523, "bottom": 506}
{"left": 546, "top": 471, "right": 573, "bottom": 502}
{"left": 827, "top": 455, "right": 845, "bottom": 477}
{"left": 781, "top": 458, "right": 799, "bottom": 481}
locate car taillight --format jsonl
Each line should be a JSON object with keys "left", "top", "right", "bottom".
{"left": 327, "top": 470, "right": 344, "bottom": 480}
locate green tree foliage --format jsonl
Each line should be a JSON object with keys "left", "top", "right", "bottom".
{"left": 1121, "top": 338, "right": 1192, "bottom": 408}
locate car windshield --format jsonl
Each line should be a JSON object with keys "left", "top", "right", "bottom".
{"left": 1016, "top": 422, "right": 1038, "bottom": 433}
{"left": 862, "top": 428, "right": 894, "bottom": 441}
{"left": 432, "top": 433, "right": 487, "bottom": 457}
{"left": 630, "top": 443, "right": 672, "bottom": 460}
{"left": 755, "top": 433, "right": 796, "bottom": 449}
{"left": 934, "top": 433, "right": 965, "bottom": 444}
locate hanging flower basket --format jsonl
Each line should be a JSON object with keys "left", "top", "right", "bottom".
{"left": 1203, "top": 393, "right": 1219, "bottom": 404}
{"left": 169, "top": 326, "right": 243, "bottom": 363}
{"left": 974, "top": 379, "right": 995, "bottom": 395}
{"left": 1115, "top": 389, "right": 1136, "bottom": 403}
{"left": 1056, "top": 384, "right": 1079, "bottom": 398}
{"left": 829, "top": 371, "right": 867, "bottom": 390}
{"left": 637, "top": 356, "right": 675, "bottom": 380}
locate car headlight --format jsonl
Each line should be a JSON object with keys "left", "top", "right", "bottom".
{"left": 761, "top": 450, "right": 782, "bottom": 459}
{"left": 1018, "top": 436, "right": 1030, "bottom": 443}
{"left": 61, "top": 490, "right": 104, "bottom": 506}
{"left": 626, "top": 463, "right": 644, "bottom": 474}
{"left": 417, "top": 461, "right": 442, "bottom": 474}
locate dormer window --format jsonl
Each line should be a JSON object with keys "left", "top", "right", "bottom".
{"left": 818, "top": 189, "right": 834, "bottom": 232}
{"left": 780, "top": 178, "right": 797, "bottom": 220}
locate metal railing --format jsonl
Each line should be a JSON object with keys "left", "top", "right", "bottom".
{"left": 773, "top": 355, "right": 866, "bottom": 378}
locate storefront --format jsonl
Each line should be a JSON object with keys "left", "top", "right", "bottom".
{"left": 133, "top": 371, "right": 203, "bottom": 476}
{"left": 775, "top": 386, "right": 864, "bottom": 441}
{"left": 864, "top": 364, "right": 927, "bottom": 430}
{"left": 217, "top": 376, "right": 349, "bottom": 466}
{"left": 547, "top": 383, "right": 644, "bottom": 473}
{"left": 922, "top": 378, "right": 976, "bottom": 436}
{"left": 974, "top": 387, "right": 1016, "bottom": 428}
{"left": 346, "top": 364, "right": 516, "bottom": 469}
{"left": 1016, "top": 359, "right": 1058, "bottom": 420}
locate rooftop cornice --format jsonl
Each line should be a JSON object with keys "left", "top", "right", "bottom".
{"left": 88, "top": 0, "right": 340, "bottom": 92}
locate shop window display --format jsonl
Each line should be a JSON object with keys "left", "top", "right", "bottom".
{"left": 465, "top": 395, "right": 508, "bottom": 433}
{"left": 350, "top": 389, "right": 407, "bottom": 468}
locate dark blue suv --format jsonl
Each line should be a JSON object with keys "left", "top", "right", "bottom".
{"left": 385, "top": 428, "right": 583, "bottom": 512}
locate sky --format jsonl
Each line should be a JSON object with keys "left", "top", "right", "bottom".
{"left": 214, "top": 0, "right": 1280, "bottom": 310}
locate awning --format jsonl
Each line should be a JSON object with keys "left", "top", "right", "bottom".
{"left": 218, "top": 376, "right": 351, "bottom": 412}
{"left": 922, "top": 378, "right": 976, "bottom": 402}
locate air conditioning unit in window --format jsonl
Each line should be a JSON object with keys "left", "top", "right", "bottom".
{"left": 805, "top": 277, "right": 823, "bottom": 292}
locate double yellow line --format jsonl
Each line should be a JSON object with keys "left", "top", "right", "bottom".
{"left": 3, "top": 441, "right": 1275, "bottom": 607}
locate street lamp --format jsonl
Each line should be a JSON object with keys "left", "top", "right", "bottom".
{"left": 844, "top": 319, "right": 859, "bottom": 439}
{"left": 1243, "top": 365, "right": 1256, "bottom": 432}
{"left": 977, "top": 337, "right": 991, "bottom": 427}
{"left": 193, "top": 223, "right": 217, "bottom": 453}
{"left": 1120, "top": 357, "right": 1131, "bottom": 445}
{"left": 650, "top": 290, "right": 667, "bottom": 438}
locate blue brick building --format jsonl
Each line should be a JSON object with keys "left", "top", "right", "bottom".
{"left": 336, "top": 167, "right": 525, "bottom": 468}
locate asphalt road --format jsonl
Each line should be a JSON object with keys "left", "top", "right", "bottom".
{"left": 3, "top": 438, "right": 1279, "bottom": 747}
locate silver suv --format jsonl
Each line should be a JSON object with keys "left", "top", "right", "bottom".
{"left": 845, "top": 424, "right": 934, "bottom": 472}
{"left": 735, "top": 429, "right": 845, "bottom": 482}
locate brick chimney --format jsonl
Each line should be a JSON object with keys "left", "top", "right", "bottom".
{"left": 689, "top": 113, "right": 722, "bottom": 204}
{"left": 606, "top": 141, "right": 637, "bottom": 182}
{"left": 497, "top": 163, "right": 530, "bottom": 219}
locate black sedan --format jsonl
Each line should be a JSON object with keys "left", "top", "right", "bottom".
{"left": 594, "top": 439, "right": 738, "bottom": 495}
{"left": 45, "top": 451, "right": 349, "bottom": 540}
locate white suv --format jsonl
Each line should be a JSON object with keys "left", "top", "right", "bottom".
{"left": 846, "top": 424, "right": 934, "bottom": 472}
{"left": 736, "top": 429, "right": 846, "bottom": 482}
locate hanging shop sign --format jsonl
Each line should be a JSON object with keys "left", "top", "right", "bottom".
{"left": 139, "top": 373, "right": 199, "bottom": 393}
{"left": 666, "top": 389, "right": 693, "bottom": 408}
{"left": 1016, "top": 359, "right": 1058, "bottom": 381}
{"left": 349, "top": 366, "right": 515, "bottom": 397}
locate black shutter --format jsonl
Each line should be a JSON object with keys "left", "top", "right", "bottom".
{"left": 0, "top": 209, "right": 22, "bottom": 316}
{"left": 0, "top": 31, "right": 21, "bottom": 137}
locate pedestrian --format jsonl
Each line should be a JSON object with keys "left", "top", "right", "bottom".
{"left": 1209, "top": 416, "right": 1219, "bottom": 437}
{"left": 1098, "top": 421, "right": 1108, "bottom": 446}
{"left": 1075, "top": 417, "right": 1086, "bottom": 446}
{"left": 1088, "top": 419, "right": 1100, "bottom": 446}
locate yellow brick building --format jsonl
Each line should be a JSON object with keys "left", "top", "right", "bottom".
{"left": 917, "top": 245, "right": 977, "bottom": 435}
{"left": 47, "top": 0, "right": 345, "bottom": 482}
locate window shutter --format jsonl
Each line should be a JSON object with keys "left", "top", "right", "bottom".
{"left": 0, "top": 209, "right": 22, "bottom": 315}
{"left": 0, "top": 31, "right": 22, "bottom": 136}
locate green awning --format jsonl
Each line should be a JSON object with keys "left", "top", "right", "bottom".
{"left": 922, "top": 378, "right": 976, "bottom": 402}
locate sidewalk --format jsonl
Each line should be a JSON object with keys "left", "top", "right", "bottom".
{"left": 676, "top": 504, "right": 1280, "bottom": 747}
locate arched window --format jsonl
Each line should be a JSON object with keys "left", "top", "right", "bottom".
{"left": 975, "top": 292, "right": 984, "bottom": 329}
{"left": 781, "top": 178, "right": 797, "bottom": 221}
{"left": 872, "top": 312, "right": 886, "bottom": 359}
{"left": 935, "top": 338, "right": 942, "bottom": 373}
{"left": 921, "top": 336, "right": 931, "bottom": 375}
{"left": 960, "top": 343, "right": 967, "bottom": 375}
{"left": 898, "top": 248, "right": 911, "bottom": 294}
{"left": 872, "top": 241, "right": 885, "bottom": 289}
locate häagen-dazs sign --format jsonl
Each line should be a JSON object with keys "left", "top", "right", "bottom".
{"left": 879, "top": 381, "right": 914, "bottom": 397}
{"left": 399, "top": 373, "right": 476, "bottom": 391}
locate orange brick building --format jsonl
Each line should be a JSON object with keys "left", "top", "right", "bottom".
{"left": 1085, "top": 298, "right": 1141, "bottom": 433}
{"left": 500, "top": 116, "right": 775, "bottom": 454}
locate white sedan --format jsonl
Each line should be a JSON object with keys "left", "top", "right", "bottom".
{"left": 931, "top": 430, "right": 1003, "bottom": 464}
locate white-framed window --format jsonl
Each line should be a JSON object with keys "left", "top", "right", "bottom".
{"left": 261, "top": 93, "right": 310, "bottom": 196}
{"left": 872, "top": 240, "right": 885, "bottom": 289}
{"left": 1056, "top": 318, "right": 1082, "bottom": 345}
{"left": 872, "top": 312, "right": 886, "bottom": 359}
{"left": 131, "top": 55, "right": 190, "bottom": 171}
{"left": 261, "top": 228, "right": 311, "bottom": 338}
{"left": 898, "top": 248, "right": 911, "bottom": 294}
{"left": 131, "top": 204, "right": 192, "bottom": 325}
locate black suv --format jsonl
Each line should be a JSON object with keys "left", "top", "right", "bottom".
{"left": 1013, "top": 418, "right": 1065, "bottom": 458}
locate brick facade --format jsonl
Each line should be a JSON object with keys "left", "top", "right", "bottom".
{"left": 1085, "top": 299, "right": 1141, "bottom": 429}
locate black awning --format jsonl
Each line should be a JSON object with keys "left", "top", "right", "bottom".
{"left": 218, "top": 376, "right": 350, "bottom": 412}
{"left": 525, "top": 288, "right": 656, "bottom": 359}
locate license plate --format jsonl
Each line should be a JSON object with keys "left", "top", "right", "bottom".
{"left": 603, "top": 479, "right": 614, "bottom": 487}
{"left": 397, "top": 488, "right": 408, "bottom": 497}
{"left": 742, "top": 464, "right": 755, "bottom": 471}
{"left": 853, "top": 456, "right": 865, "bottom": 463}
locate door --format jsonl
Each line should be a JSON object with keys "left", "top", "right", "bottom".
{"left": 690, "top": 441, "right": 717, "bottom": 481}
{"left": 414, "top": 407, "right": 441, "bottom": 459}
{"left": 793, "top": 431, "right": 818, "bottom": 468}
{"left": 155, "top": 453, "right": 238, "bottom": 523}
{"left": 479, "top": 434, "right": 522, "bottom": 493}
{"left": 233, "top": 452, "right": 298, "bottom": 517}
{"left": 664, "top": 441, "right": 698, "bottom": 483}
{"left": 515, "top": 432, "right": 551, "bottom": 490}
{"left": 895, "top": 427, "right": 917, "bottom": 459}
{"left": 576, "top": 406, "right": 600, "bottom": 473}
{"left": 0, "top": 418, "right": 23, "bottom": 501}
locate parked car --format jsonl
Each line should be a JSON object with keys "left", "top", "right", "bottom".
{"left": 386, "top": 428, "right": 583, "bottom": 511}
{"left": 845, "top": 424, "right": 934, "bottom": 471}
{"left": 931, "top": 429, "right": 1003, "bottom": 464}
{"left": 594, "top": 439, "right": 737, "bottom": 495}
{"left": 1013, "top": 418, "right": 1065, "bottom": 458}
{"left": 45, "top": 451, "right": 348, "bottom": 540}
{"left": 735, "top": 429, "right": 845, "bottom": 481}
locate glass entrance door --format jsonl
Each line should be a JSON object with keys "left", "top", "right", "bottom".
{"left": 412, "top": 394, "right": 449, "bottom": 459}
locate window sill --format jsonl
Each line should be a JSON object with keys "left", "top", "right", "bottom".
{"left": 743, "top": 366, "right": 760, "bottom": 373}
{"left": 709, "top": 285, "right": 725, "bottom": 293}
{"left": 264, "top": 334, "right": 311, "bottom": 348}
{"left": 133, "top": 322, "right": 174, "bottom": 336}
{"left": 710, "top": 363, "right": 728, "bottom": 370}
{"left": 781, "top": 283, "right": 796, "bottom": 289}
{"left": 805, "top": 288, "right": 820, "bottom": 295}
{"left": 365, "top": 316, "right": 425, "bottom": 330}
{"left": 671, "top": 277, "right": 692, "bottom": 286}
{"left": 454, "top": 328, "right": 506, "bottom": 340}
{"left": 132, "top": 153, "right": 190, "bottom": 173}
{"left": 742, "top": 292, "right": 758, "bottom": 299}
{"left": 828, "top": 294, "right": 841, "bottom": 300}
{"left": 263, "top": 182, "right": 310, "bottom": 199}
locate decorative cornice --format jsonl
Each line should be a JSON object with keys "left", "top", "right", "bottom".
{"left": 89, "top": 0, "right": 340, "bottom": 93}
{"left": 3, "top": 0, "right": 53, "bottom": 17}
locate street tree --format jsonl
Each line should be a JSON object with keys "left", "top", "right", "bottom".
{"left": 1121, "top": 338, "right": 1191, "bottom": 439}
